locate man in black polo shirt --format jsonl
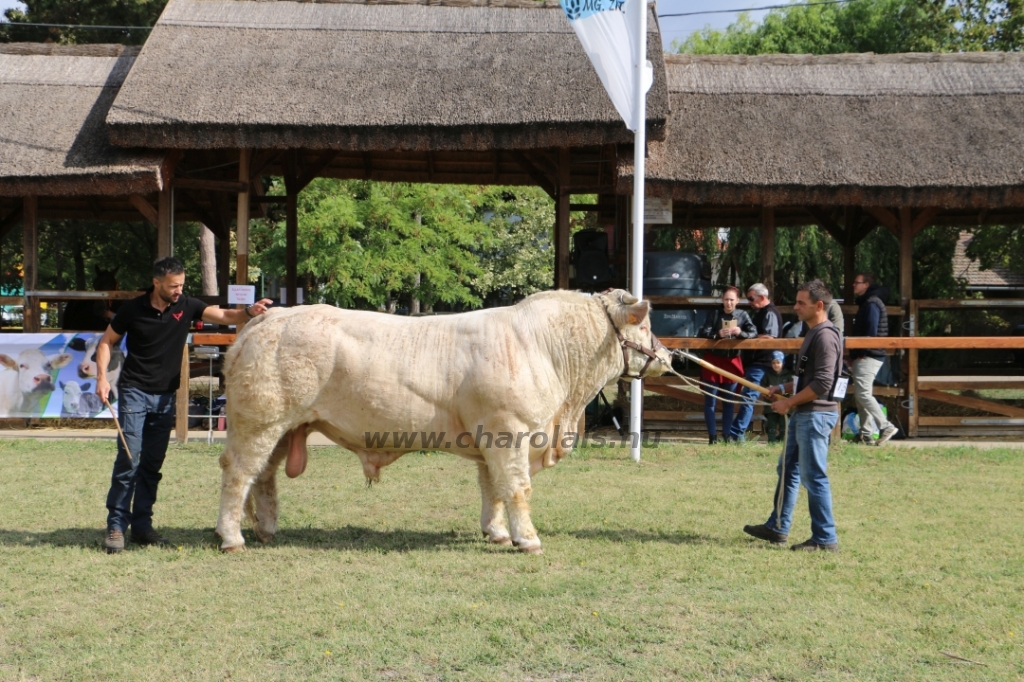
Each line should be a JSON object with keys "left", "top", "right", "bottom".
{"left": 96, "top": 257, "right": 272, "bottom": 553}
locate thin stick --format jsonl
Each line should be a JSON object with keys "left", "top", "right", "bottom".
{"left": 104, "top": 396, "right": 133, "bottom": 461}
{"left": 939, "top": 652, "right": 987, "bottom": 666}
{"left": 673, "top": 349, "right": 773, "bottom": 397}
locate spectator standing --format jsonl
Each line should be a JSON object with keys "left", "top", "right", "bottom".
{"left": 731, "top": 283, "right": 782, "bottom": 441}
{"left": 698, "top": 287, "right": 756, "bottom": 444}
{"left": 849, "top": 273, "right": 898, "bottom": 445}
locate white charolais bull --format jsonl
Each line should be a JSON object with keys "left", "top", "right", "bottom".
{"left": 215, "top": 289, "right": 671, "bottom": 554}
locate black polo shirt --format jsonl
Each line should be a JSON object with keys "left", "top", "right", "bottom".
{"left": 110, "top": 289, "right": 207, "bottom": 393}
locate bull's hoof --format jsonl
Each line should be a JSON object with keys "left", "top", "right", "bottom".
{"left": 519, "top": 544, "right": 544, "bottom": 556}
{"left": 489, "top": 535, "right": 513, "bottom": 546}
{"left": 220, "top": 544, "right": 246, "bottom": 553}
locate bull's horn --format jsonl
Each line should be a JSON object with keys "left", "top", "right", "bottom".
{"left": 621, "top": 292, "right": 639, "bottom": 305}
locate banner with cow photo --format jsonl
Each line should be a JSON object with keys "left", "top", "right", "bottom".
{"left": 0, "top": 333, "right": 125, "bottom": 419}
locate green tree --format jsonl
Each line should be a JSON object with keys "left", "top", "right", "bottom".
{"left": 1, "top": 0, "right": 165, "bottom": 44}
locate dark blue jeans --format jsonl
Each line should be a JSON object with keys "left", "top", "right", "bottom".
{"left": 105, "top": 386, "right": 176, "bottom": 533}
{"left": 764, "top": 410, "right": 840, "bottom": 545}
{"left": 731, "top": 364, "right": 768, "bottom": 441}
{"left": 704, "top": 382, "right": 737, "bottom": 440}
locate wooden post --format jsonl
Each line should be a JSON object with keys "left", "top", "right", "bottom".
{"left": 217, "top": 235, "right": 230, "bottom": 301}
{"left": 898, "top": 208, "right": 913, "bottom": 306}
{"left": 175, "top": 344, "right": 190, "bottom": 444}
{"left": 22, "top": 195, "right": 39, "bottom": 333}
{"left": 284, "top": 152, "right": 298, "bottom": 306}
{"left": 157, "top": 186, "right": 172, "bottom": 258}
{"left": 760, "top": 207, "right": 775, "bottom": 296}
{"left": 235, "top": 149, "right": 251, "bottom": 331}
{"left": 907, "top": 299, "right": 919, "bottom": 438}
{"left": 554, "top": 148, "right": 571, "bottom": 290}
{"left": 236, "top": 149, "right": 250, "bottom": 287}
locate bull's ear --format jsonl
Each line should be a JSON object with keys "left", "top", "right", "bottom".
{"left": 68, "top": 338, "right": 87, "bottom": 352}
{"left": 59, "top": 381, "right": 66, "bottom": 390}
{"left": 82, "top": 382, "right": 91, "bottom": 392}
{"left": 0, "top": 354, "right": 15, "bottom": 370}
{"left": 49, "top": 353, "right": 73, "bottom": 369}
{"left": 626, "top": 301, "right": 650, "bottom": 326}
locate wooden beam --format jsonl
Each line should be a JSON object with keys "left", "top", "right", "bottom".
{"left": 911, "top": 207, "right": 941, "bottom": 236}
{"left": 554, "top": 148, "right": 571, "bottom": 290}
{"left": 294, "top": 150, "right": 337, "bottom": 195}
{"left": 128, "top": 194, "right": 158, "bottom": 227}
{"left": 657, "top": 336, "right": 1024, "bottom": 350}
{"left": 918, "top": 389, "right": 1024, "bottom": 419}
{"left": 843, "top": 241, "right": 857, "bottom": 302}
{"left": 760, "top": 207, "right": 775, "bottom": 296}
{"left": 805, "top": 206, "right": 846, "bottom": 245}
{"left": 865, "top": 206, "right": 900, "bottom": 238}
{"left": 511, "top": 152, "right": 556, "bottom": 199}
{"left": 157, "top": 187, "right": 172, "bottom": 258}
{"left": 22, "top": 196, "right": 40, "bottom": 333}
{"left": 217, "top": 229, "right": 230, "bottom": 298}
{"left": 175, "top": 191, "right": 225, "bottom": 241}
{"left": 175, "top": 345, "right": 190, "bottom": 444}
{"left": 0, "top": 206, "right": 23, "bottom": 240}
{"left": 172, "top": 178, "right": 249, "bottom": 193}
{"left": 236, "top": 148, "right": 250, "bottom": 286}
{"left": 249, "top": 149, "right": 278, "bottom": 183}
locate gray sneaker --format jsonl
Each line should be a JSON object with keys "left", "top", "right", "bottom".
{"left": 876, "top": 424, "right": 899, "bottom": 446}
{"left": 104, "top": 528, "right": 125, "bottom": 554}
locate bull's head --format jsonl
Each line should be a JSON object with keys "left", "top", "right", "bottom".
{"left": 600, "top": 290, "right": 673, "bottom": 379}
{"left": 0, "top": 350, "right": 73, "bottom": 395}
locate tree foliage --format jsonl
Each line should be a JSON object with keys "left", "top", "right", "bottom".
{"left": 1, "top": 0, "right": 166, "bottom": 44}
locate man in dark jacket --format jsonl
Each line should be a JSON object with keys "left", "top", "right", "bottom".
{"left": 731, "top": 283, "right": 782, "bottom": 441}
{"left": 850, "top": 273, "right": 898, "bottom": 445}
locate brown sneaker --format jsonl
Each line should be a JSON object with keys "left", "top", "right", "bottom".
{"left": 790, "top": 538, "right": 839, "bottom": 553}
{"left": 743, "top": 524, "right": 788, "bottom": 545}
{"left": 104, "top": 528, "right": 125, "bottom": 554}
{"left": 131, "top": 528, "right": 170, "bottom": 546}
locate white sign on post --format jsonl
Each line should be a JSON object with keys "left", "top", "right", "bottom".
{"left": 644, "top": 197, "right": 673, "bottom": 224}
{"left": 279, "top": 288, "right": 304, "bottom": 305}
{"left": 227, "top": 285, "right": 256, "bottom": 305}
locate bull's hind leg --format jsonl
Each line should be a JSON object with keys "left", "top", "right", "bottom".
{"left": 483, "top": 446, "right": 542, "bottom": 555}
{"left": 248, "top": 437, "right": 289, "bottom": 544}
{"left": 216, "top": 428, "right": 285, "bottom": 551}
{"left": 477, "top": 462, "right": 511, "bottom": 546}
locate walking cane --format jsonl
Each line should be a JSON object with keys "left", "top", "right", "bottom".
{"left": 103, "top": 396, "right": 134, "bottom": 462}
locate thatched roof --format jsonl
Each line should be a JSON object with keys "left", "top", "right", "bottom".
{"left": 620, "top": 52, "right": 1024, "bottom": 209}
{"left": 107, "top": 0, "right": 669, "bottom": 151}
{"left": 0, "top": 44, "right": 167, "bottom": 197}
{"left": 953, "top": 231, "right": 1024, "bottom": 291}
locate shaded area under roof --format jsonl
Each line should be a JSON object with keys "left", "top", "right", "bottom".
{"left": 0, "top": 43, "right": 167, "bottom": 197}
{"left": 619, "top": 52, "right": 1024, "bottom": 209}
{"left": 107, "top": 0, "right": 670, "bottom": 151}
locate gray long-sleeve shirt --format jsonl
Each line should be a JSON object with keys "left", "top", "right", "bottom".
{"left": 795, "top": 320, "right": 842, "bottom": 413}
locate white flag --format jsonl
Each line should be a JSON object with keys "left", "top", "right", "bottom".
{"left": 561, "top": 0, "right": 653, "bottom": 131}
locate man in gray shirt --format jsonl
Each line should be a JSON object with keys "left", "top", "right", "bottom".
{"left": 743, "top": 280, "right": 843, "bottom": 552}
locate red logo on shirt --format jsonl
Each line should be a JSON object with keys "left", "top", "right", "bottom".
{"left": 172, "top": 311, "right": 183, "bottom": 321}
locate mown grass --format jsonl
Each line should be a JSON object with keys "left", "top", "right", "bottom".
{"left": 0, "top": 438, "right": 1021, "bottom": 681}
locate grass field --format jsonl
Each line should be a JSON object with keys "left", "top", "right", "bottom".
{"left": 0, "top": 438, "right": 1021, "bottom": 681}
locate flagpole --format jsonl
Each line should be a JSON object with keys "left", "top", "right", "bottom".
{"left": 629, "top": 0, "right": 647, "bottom": 463}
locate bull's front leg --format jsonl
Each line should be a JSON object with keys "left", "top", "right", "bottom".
{"left": 216, "top": 428, "right": 284, "bottom": 551}
{"left": 477, "top": 462, "right": 511, "bottom": 546}
{"left": 483, "top": 445, "right": 542, "bottom": 555}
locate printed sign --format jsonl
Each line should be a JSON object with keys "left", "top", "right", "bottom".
{"left": 644, "top": 197, "right": 673, "bottom": 224}
{"left": 0, "top": 332, "right": 125, "bottom": 419}
{"left": 227, "top": 285, "right": 256, "bottom": 305}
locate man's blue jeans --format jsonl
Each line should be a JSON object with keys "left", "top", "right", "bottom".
{"left": 105, "top": 386, "right": 176, "bottom": 533}
{"left": 704, "top": 383, "right": 737, "bottom": 440}
{"left": 731, "top": 364, "right": 768, "bottom": 440}
{"left": 764, "top": 410, "right": 839, "bottom": 545}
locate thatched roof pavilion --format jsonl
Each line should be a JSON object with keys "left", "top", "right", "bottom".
{"left": 107, "top": 0, "right": 669, "bottom": 152}
{"left": 618, "top": 51, "right": 1024, "bottom": 305}
{"left": 0, "top": 43, "right": 167, "bottom": 202}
